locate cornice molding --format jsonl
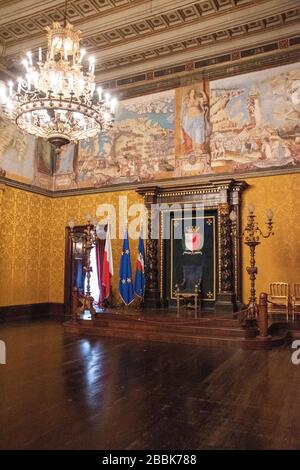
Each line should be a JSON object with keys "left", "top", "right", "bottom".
{"left": 107, "top": 45, "right": 300, "bottom": 98}
{"left": 0, "top": 0, "right": 299, "bottom": 87}
{"left": 92, "top": 1, "right": 300, "bottom": 64}
{"left": 96, "top": 24, "right": 300, "bottom": 84}
{"left": 2, "top": 166, "right": 300, "bottom": 199}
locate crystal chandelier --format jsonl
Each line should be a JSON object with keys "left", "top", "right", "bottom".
{"left": 0, "top": 2, "right": 117, "bottom": 154}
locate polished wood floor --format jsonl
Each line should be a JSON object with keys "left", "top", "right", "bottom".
{"left": 0, "top": 318, "right": 300, "bottom": 450}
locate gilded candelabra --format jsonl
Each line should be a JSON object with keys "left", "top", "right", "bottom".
{"left": 230, "top": 205, "right": 274, "bottom": 322}
{"left": 68, "top": 214, "right": 99, "bottom": 320}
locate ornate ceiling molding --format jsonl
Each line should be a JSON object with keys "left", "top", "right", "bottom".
{"left": 93, "top": 11, "right": 300, "bottom": 80}
{"left": 0, "top": 0, "right": 142, "bottom": 27}
{"left": 0, "top": 0, "right": 299, "bottom": 92}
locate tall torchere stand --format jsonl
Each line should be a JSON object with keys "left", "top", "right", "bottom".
{"left": 230, "top": 204, "right": 274, "bottom": 325}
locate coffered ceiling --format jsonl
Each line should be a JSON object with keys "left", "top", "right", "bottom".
{"left": 0, "top": 0, "right": 299, "bottom": 89}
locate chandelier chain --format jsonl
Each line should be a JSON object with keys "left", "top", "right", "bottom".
{"left": 64, "top": 0, "right": 68, "bottom": 26}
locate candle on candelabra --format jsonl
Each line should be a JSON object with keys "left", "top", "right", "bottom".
{"left": 22, "top": 59, "right": 29, "bottom": 72}
{"left": 78, "top": 79, "right": 84, "bottom": 94}
{"left": 89, "top": 57, "right": 95, "bottom": 73}
{"left": 243, "top": 206, "right": 274, "bottom": 323}
{"left": 26, "top": 73, "right": 31, "bottom": 91}
{"left": 89, "top": 82, "right": 95, "bottom": 96}
{"left": 8, "top": 81, "right": 13, "bottom": 97}
{"left": 85, "top": 214, "right": 92, "bottom": 224}
{"left": 68, "top": 219, "right": 75, "bottom": 230}
{"left": 69, "top": 76, "right": 73, "bottom": 92}
{"left": 27, "top": 51, "right": 33, "bottom": 66}
{"left": 248, "top": 203, "right": 255, "bottom": 214}
{"left": 79, "top": 48, "right": 85, "bottom": 63}
{"left": 0, "top": 85, "right": 6, "bottom": 103}
{"left": 110, "top": 97, "right": 117, "bottom": 114}
{"left": 17, "top": 78, "right": 22, "bottom": 94}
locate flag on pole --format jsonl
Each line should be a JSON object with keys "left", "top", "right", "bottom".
{"left": 134, "top": 230, "right": 145, "bottom": 298}
{"left": 119, "top": 229, "right": 135, "bottom": 305}
{"left": 102, "top": 223, "right": 114, "bottom": 300}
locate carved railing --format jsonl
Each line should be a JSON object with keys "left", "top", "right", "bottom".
{"left": 236, "top": 292, "right": 269, "bottom": 339}
{"left": 258, "top": 292, "right": 269, "bottom": 337}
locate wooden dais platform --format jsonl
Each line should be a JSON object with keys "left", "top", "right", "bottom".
{"left": 64, "top": 309, "right": 300, "bottom": 349}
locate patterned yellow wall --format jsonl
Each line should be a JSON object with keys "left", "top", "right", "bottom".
{"left": 0, "top": 186, "right": 51, "bottom": 306}
{"left": 0, "top": 186, "right": 142, "bottom": 306}
{"left": 1, "top": 173, "right": 300, "bottom": 307}
{"left": 242, "top": 173, "right": 300, "bottom": 302}
{"left": 48, "top": 190, "right": 143, "bottom": 304}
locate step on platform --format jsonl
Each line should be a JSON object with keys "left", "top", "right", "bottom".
{"left": 64, "top": 310, "right": 291, "bottom": 350}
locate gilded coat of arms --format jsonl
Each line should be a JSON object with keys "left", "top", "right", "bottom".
{"left": 182, "top": 226, "right": 203, "bottom": 255}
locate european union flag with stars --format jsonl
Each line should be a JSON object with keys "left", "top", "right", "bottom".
{"left": 119, "top": 229, "right": 135, "bottom": 305}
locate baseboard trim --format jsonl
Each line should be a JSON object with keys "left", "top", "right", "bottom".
{"left": 48, "top": 303, "right": 65, "bottom": 317}
{"left": 0, "top": 303, "right": 66, "bottom": 322}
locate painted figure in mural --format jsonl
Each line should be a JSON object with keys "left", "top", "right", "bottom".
{"left": 261, "top": 138, "right": 273, "bottom": 161}
{"left": 55, "top": 143, "right": 76, "bottom": 174}
{"left": 35, "top": 138, "right": 53, "bottom": 174}
{"left": 290, "top": 79, "right": 300, "bottom": 110}
{"left": 181, "top": 89, "right": 210, "bottom": 155}
{"left": 0, "top": 116, "right": 27, "bottom": 162}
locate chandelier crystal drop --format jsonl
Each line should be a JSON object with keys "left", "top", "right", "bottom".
{"left": 0, "top": 18, "right": 117, "bottom": 153}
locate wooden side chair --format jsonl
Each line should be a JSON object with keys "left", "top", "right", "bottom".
{"left": 269, "top": 282, "right": 291, "bottom": 321}
{"left": 291, "top": 283, "right": 300, "bottom": 321}
{"left": 173, "top": 265, "right": 202, "bottom": 318}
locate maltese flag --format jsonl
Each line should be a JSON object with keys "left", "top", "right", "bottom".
{"left": 102, "top": 223, "right": 114, "bottom": 299}
{"left": 134, "top": 230, "right": 145, "bottom": 298}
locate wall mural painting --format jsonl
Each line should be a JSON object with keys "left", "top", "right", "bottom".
{"left": 209, "top": 63, "right": 300, "bottom": 174}
{"left": 1, "top": 62, "right": 300, "bottom": 190}
{"left": 53, "top": 89, "right": 175, "bottom": 189}
{"left": 53, "top": 143, "right": 77, "bottom": 189}
{"left": 177, "top": 83, "right": 212, "bottom": 177}
{"left": 0, "top": 115, "right": 34, "bottom": 182}
{"left": 36, "top": 137, "right": 54, "bottom": 175}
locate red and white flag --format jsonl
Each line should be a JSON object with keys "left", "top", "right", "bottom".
{"left": 102, "top": 223, "right": 114, "bottom": 299}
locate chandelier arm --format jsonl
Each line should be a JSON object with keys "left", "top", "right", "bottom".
{"left": 15, "top": 100, "right": 106, "bottom": 126}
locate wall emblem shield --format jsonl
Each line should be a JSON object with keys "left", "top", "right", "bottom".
{"left": 183, "top": 226, "right": 203, "bottom": 254}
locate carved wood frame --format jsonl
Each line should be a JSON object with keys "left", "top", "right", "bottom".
{"left": 137, "top": 178, "right": 248, "bottom": 312}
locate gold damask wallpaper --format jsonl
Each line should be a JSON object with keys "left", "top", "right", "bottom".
{"left": 0, "top": 186, "right": 142, "bottom": 306}
{"left": 242, "top": 174, "right": 300, "bottom": 301}
{"left": 0, "top": 186, "right": 51, "bottom": 306}
{"left": 0, "top": 174, "right": 300, "bottom": 307}
{"left": 48, "top": 190, "right": 142, "bottom": 304}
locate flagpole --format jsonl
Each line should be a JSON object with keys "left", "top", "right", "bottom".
{"left": 133, "top": 219, "right": 146, "bottom": 309}
{"left": 102, "top": 219, "right": 114, "bottom": 311}
{"left": 119, "top": 220, "right": 135, "bottom": 309}
{"left": 140, "top": 220, "right": 145, "bottom": 307}
{"left": 137, "top": 220, "right": 143, "bottom": 311}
